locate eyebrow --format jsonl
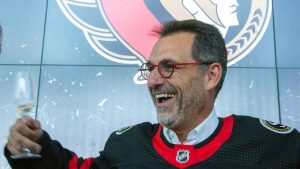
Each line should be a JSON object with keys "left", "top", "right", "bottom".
{"left": 146, "top": 58, "right": 177, "bottom": 65}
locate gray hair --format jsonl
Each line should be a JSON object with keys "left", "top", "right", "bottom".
{"left": 153, "top": 19, "right": 227, "bottom": 97}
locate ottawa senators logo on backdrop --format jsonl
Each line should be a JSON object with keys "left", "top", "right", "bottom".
{"left": 56, "top": 0, "right": 272, "bottom": 84}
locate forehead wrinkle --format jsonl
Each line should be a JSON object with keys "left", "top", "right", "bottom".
{"left": 149, "top": 32, "right": 195, "bottom": 63}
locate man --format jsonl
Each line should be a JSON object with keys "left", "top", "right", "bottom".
{"left": 4, "top": 20, "right": 300, "bottom": 168}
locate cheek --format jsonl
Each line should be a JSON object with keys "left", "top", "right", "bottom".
{"left": 185, "top": 76, "right": 205, "bottom": 100}
{"left": 169, "top": 71, "right": 204, "bottom": 99}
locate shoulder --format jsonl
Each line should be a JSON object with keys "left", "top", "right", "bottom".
{"left": 103, "top": 122, "right": 159, "bottom": 153}
{"left": 107, "top": 122, "right": 159, "bottom": 141}
{"left": 114, "top": 122, "right": 158, "bottom": 135}
{"left": 219, "top": 115, "right": 300, "bottom": 168}
{"left": 230, "top": 114, "right": 299, "bottom": 136}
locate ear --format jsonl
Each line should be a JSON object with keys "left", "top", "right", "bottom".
{"left": 205, "top": 63, "right": 222, "bottom": 91}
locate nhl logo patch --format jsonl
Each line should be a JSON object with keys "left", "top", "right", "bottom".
{"left": 176, "top": 149, "right": 190, "bottom": 164}
{"left": 260, "top": 119, "right": 294, "bottom": 134}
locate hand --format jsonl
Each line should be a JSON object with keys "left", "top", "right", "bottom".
{"left": 7, "top": 118, "right": 43, "bottom": 156}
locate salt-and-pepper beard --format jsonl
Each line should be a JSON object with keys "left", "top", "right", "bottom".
{"left": 156, "top": 74, "right": 204, "bottom": 129}
{"left": 156, "top": 101, "right": 181, "bottom": 127}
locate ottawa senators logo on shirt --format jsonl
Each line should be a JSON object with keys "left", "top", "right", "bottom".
{"left": 56, "top": 0, "right": 272, "bottom": 84}
{"left": 260, "top": 119, "right": 294, "bottom": 134}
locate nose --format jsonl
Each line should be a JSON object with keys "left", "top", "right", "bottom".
{"left": 147, "top": 66, "right": 165, "bottom": 88}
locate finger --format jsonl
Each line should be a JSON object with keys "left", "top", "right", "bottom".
{"left": 23, "top": 118, "right": 41, "bottom": 129}
{"left": 6, "top": 143, "right": 21, "bottom": 156}
{"left": 9, "top": 121, "right": 42, "bottom": 153}
{"left": 31, "top": 128, "right": 43, "bottom": 142}
{"left": 11, "top": 131, "right": 42, "bottom": 154}
{"left": 7, "top": 129, "right": 33, "bottom": 154}
{"left": 7, "top": 135, "right": 22, "bottom": 155}
{"left": 13, "top": 119, "right": 41, "bottom": 141}
{"left": 23, "top": 119, "right": 43, "bottom": 142}
{"left": 25, "top": 141, "right": 42, "bottom": 154}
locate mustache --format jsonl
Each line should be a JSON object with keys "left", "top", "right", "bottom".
{"left": 150, "top": 84, "right": 177, "bottom": 96}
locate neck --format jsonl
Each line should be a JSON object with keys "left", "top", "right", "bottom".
{"left": 171, "top": 106, "right": 213, "bottom": 143}
{"left": 176, "top": 132, "right": 189, "bottom": 143}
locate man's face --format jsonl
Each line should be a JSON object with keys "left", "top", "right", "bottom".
{"left": 147, "top": 32, "right": 207, "bottom": 129}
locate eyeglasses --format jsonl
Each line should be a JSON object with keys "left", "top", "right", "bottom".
{"left": 138, "top": 60, "right": 213, "bottom": 80}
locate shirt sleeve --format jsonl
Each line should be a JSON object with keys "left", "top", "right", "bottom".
{"left": 4, "top": 131, "right": 109, "bottom": 169}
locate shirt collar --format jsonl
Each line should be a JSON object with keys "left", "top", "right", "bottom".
{"left": 162, "top": 109, "right": 219, "bottom": 145}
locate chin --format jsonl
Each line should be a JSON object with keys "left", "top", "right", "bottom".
{"left": 157, "top": 110, "right": 180, "bottom": 128}
{"left": 157, "top": 112, "right": 171, "bottom": 126}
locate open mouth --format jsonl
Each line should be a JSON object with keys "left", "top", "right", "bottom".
{"left": 155, "top": 93, "right": 175, "bottom": 104}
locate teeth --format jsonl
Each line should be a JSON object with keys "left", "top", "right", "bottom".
{"left": 155, "top": 94, "right": 175, "bottom": 99}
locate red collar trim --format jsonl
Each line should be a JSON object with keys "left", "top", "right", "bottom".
{"left": 152, "top": 115, "right": 233, "bottom": 168}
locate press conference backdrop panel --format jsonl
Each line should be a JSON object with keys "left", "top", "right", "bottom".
{"left": 0, "top": 0, "right": 299, "bottom": 168}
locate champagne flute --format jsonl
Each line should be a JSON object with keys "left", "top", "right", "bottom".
{"left": 10, "top": 71, "right": 41, "bottom": 159}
